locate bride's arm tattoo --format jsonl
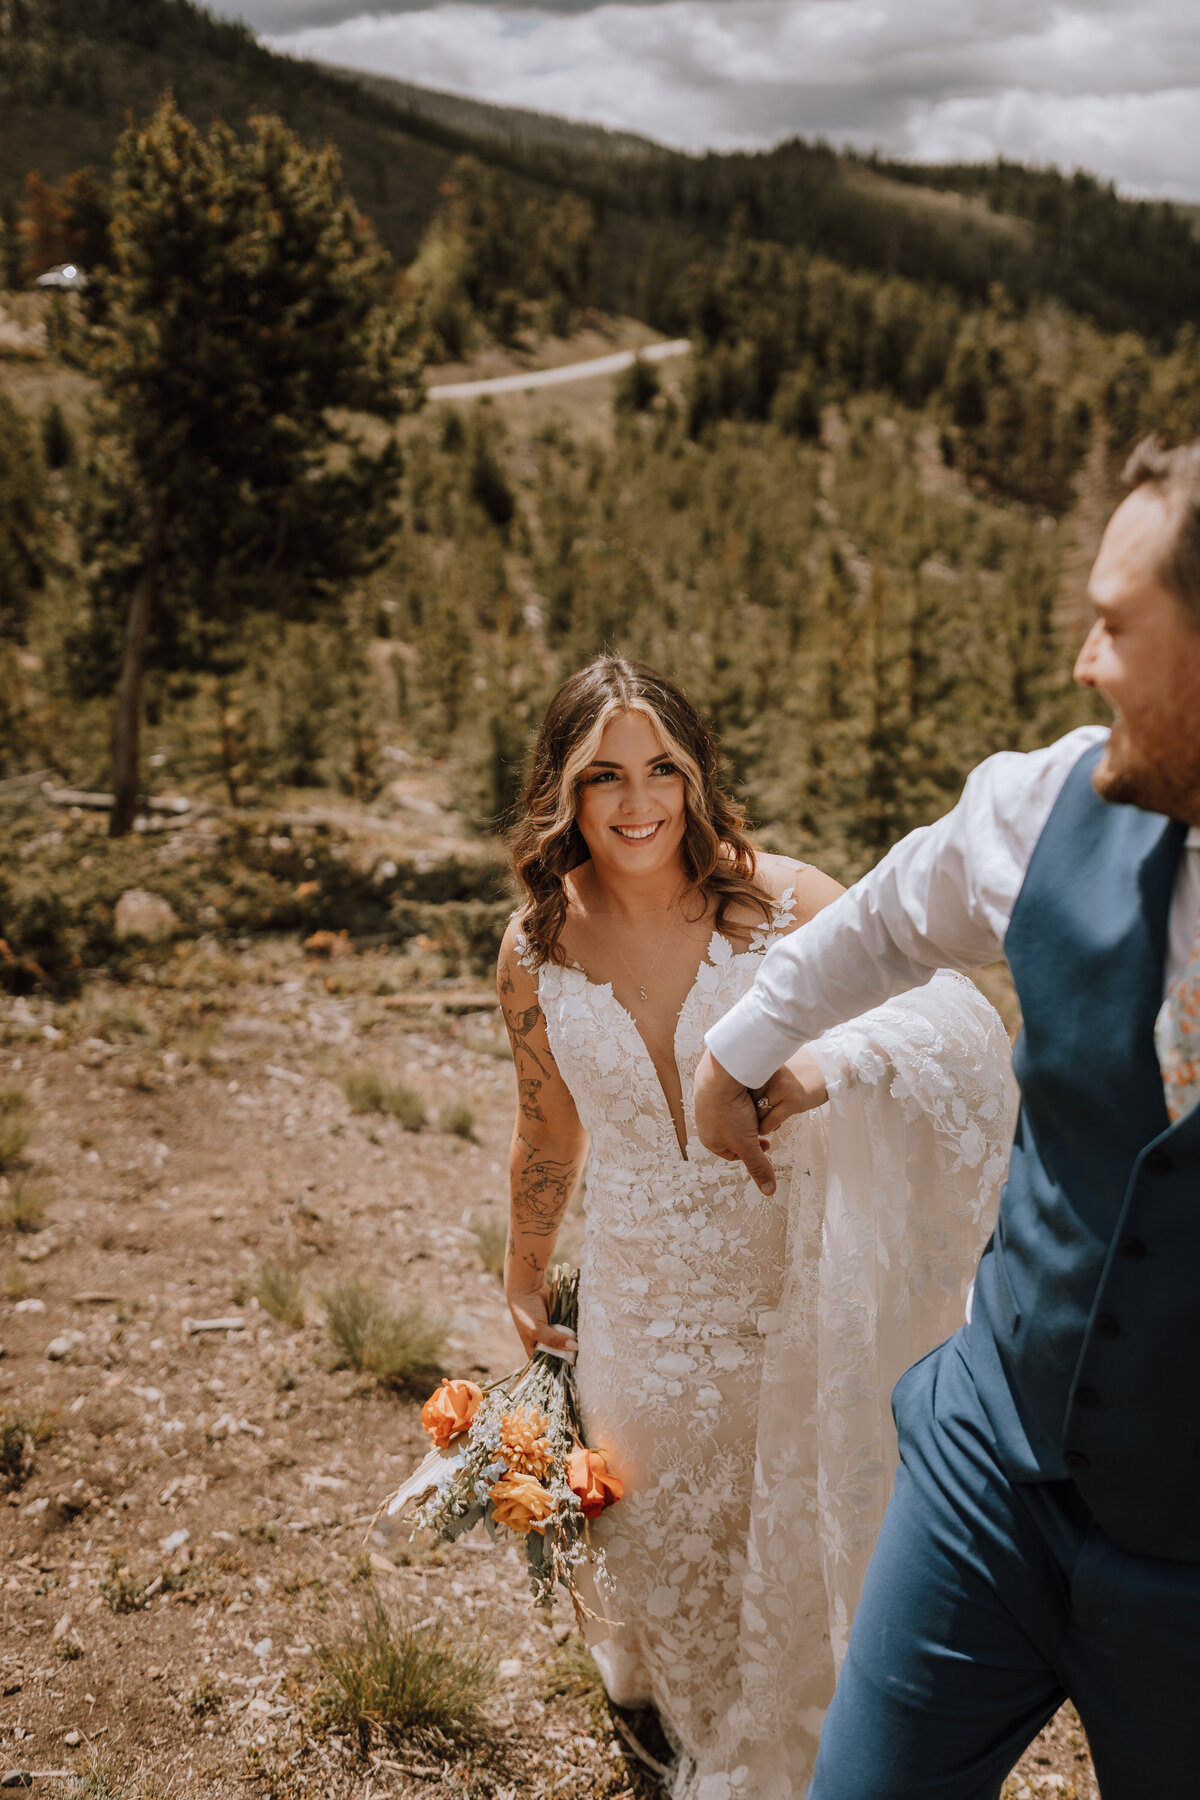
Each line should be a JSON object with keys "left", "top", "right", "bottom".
{"left": 497, "top": 928, "right": 586, "bottom": 1285}
{"left": 518, "top": 1076, "right": 547, "bottom": 1123}
{"left": 511, "top": 1130, "right": 577, "bottom": 1237}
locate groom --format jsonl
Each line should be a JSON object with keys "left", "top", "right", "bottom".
{"left": 694, "top": 436, "right": 1200, "bottom": 1799}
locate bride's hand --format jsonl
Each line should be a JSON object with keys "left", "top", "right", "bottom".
{"left": 505, "top": 1271, "right": 579, "bottom": 1364}
{"left": 751, "top": 1052, "right": 828, "bottom": 1135}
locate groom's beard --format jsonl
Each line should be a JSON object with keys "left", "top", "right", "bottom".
{"left": 1092, "top": 679, "right": 1200, "bottom": 824}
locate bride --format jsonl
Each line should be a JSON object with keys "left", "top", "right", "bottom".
{"left": 496, "top": 656, "right": 1015, "bottom": 1799}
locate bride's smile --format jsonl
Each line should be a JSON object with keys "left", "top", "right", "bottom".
{"left": 574, "top": 710, "right": 689, "bottom": 886}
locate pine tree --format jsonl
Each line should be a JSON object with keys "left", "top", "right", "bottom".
{"left": 72, "top": 95, "right": 420, "bottom": 834}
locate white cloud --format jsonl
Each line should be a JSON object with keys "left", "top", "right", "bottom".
{"left": 256, "top": 0, "right": 1200, "bottom": 199}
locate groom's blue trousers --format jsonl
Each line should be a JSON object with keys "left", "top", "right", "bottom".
{"left": 808, "top": 1331, "right": 1200, "bottom": 1800}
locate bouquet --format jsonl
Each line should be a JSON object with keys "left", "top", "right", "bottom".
{"left": 369, "top": 1266, "right": 622, "bottom": 1617}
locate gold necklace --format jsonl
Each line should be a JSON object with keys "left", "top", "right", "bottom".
{"left": 609, "top": 903, "right": 683, "bottom": 1002}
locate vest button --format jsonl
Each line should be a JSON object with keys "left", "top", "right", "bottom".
{"left": 1064, "top": 1450, "right": 1090, "bottom": 1471}
{"left": 1095, "top": 1313, "right": 1120, "bottom": 1339}
{"left": 1075, "top": 1387, "right": 1101, "bottom": 1410}
{"left": 1118, "top": 1235, "right": 1147, "bottom": 1261}
{"left": 1144, "top": 1148, "right": 1173, "bottom": 1175}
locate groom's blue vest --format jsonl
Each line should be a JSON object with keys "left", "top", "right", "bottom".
{"left": 968, "top": 743, "right": 1200, "bottom": 1562}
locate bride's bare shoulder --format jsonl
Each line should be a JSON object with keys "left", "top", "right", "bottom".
{"left": 750, "top": 850, "right": 845, "bottom": 929}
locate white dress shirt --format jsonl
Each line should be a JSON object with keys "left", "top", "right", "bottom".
{"left": 707, "top": 726, "right": 1200, "bottom": 1090}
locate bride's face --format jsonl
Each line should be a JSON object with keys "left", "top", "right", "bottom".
{"left": 574, "top": 710, "right": 688, "bottom": 880}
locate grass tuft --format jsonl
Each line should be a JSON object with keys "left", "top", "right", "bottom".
{"left": 321, "top": 1279, "right": 447, "bottom": 1389}
{"left": 342, "top": 1068, "right": 426, "bottom": 1131}
{"left": 439, "top": 1100, "right": 476, "bottom": 1141}
{"left": 1, "top": 1175, "right": 48, "bottom": 1233}
{"left": 173, "top": 1023, "right": 220, "bottom": 1066}
{"left": 254, "top": 1258, "right": 306, "bottom": 1328}
{"left": 471, "top": 1217, "right": 506, "bottom": 1280}
{"left": 541, "top": 1632, "right": 606, "bottom": 1701}
{"left": 93, "top": 999, "right": 150, "bottom": 1041}
{"left": 187, "top": 1677, "right": 225, "bottom": 1718}
{"left": 98, "top": 1550, "right": 149, "bottom": 1614}
{"left": 0, "top": 1085, "right": 32, "bottom": 1170}
{"left": 68, "top": 1762, "right": 177, "bottom": 1799}
{"left": 312, "top": 1588, "right": 496, "bottom": 1748}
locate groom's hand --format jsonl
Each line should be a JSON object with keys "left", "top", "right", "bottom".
{"left": 693, "top": 1048, "right": 777, "bottom": 1196}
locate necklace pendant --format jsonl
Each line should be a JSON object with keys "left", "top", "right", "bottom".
{"left": 639, "top": 985, "right": 648, "bottom": 1001}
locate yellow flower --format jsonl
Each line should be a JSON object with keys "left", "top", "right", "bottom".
{"left": 491, "top": 1470, "right": 556, "bottom": 1534}
{"left": 494, "top": 1404, "right": 554, "bottom": 1479}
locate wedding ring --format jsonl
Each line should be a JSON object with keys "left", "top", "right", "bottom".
{"left": 755, "top": 1094, "right": 772, "bottom": 1114}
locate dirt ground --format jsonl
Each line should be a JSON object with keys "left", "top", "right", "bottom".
{"left": 0, "top": 935, "right": 1096, "bottom": 1798}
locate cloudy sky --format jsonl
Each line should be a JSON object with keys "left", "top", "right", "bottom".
{"left": 220, "top": 0, "right": 1200, "bottom": 201}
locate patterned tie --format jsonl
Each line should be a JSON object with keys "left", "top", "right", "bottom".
{"left": 1156, "top": 905, "right": 1200, "bottom": 1123}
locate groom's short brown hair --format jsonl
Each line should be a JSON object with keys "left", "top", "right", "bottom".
{"left": 1123, "top": 436, "right": 1200, "bottom": 622}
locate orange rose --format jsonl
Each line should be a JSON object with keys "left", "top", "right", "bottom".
{"left": 420, "top": 1378, "right": 484, "bottom": 1447}
{"left": 490, "top": 1470, "right": 556, "bottom": 1534}
{"left": 566, "top": 1446, "right": 623, "bottom": 1519}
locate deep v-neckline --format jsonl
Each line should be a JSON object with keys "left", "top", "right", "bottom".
{"left": 563, "top": 929, "right": 728, "bottom": 1162}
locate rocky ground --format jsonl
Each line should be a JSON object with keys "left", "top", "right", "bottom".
{"left": 0, "top": 933, "right": 1096, "bottom": 1798}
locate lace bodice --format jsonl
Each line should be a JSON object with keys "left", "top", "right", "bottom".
{"left": 517, "top": 892, "right": 1017, "bottom": 1799}
{"left": 525, "top": 889, "right": 797, "bottom": 1168}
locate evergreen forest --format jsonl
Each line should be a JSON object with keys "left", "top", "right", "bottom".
{"left": 2, "top": 0, "right": 1200, "bottom": 984}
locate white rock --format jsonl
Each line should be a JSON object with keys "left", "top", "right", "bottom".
{"left": 14, "top": 1298, "right": 45, "bottom": 1313}
{"left": 46, "top": 1331, "right": 84, "bottom": 1361}
{"left": 161, "top": 1528, "right": 190, "bottom": 1555}
{"left": 114, "top": 889, "right": 180, "bottom": 942}
{"left": 496, "top": 1658, "right": 523, "bottom": 1680}
{"left": 251, "top": 1637, "right": 273, "bottom": 1660}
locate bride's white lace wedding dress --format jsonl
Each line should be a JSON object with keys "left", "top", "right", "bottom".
{"left": 521, "top": 890, "right": 1016, "bottom": 1800}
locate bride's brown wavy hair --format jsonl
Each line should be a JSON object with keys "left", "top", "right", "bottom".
{"left": 511, "top": 656, "right": 773, "bottom": 967}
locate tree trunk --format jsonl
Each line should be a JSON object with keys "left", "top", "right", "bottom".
{"left": 109, "top": 499, "right": 167, "bottom": 839}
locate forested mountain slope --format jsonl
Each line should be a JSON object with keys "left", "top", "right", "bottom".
{"left": 3, "top": 0, "right": 1200, "bottom": 338}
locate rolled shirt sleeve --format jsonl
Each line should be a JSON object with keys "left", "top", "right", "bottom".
{"left": 706, "top": 727, "right": 1108, "bottom": 1090}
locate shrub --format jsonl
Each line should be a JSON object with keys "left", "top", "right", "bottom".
{"left": 321, "top": 1280, "right": 447, "bottom": 1389}
{"left": 471, "top": 1217, "right": 506, "bottom": 1280}
{"left": 614, "top": 353, "right": 661, "bottom": 414}
{"left": 0, "top": 1413, "right": 34, "bottom": 1491}
{"left": 312, "top": 1589, "right": 496, "bottom": 1748}
{"left": 254, "top": 1258, "right": 306, "bottom": 1328}
{"left": 1, "top": 1176, "right": 47, "bottom": 1233}
{"left": 0, "top": 1405, "right": 55, "bottom": 1491}
{"left": 40, "top": 400, "right": 73, "bottom": 470}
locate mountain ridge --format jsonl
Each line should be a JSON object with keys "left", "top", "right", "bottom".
{"left": 2, "top": 0, "right": 1199, "bottom": 339}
